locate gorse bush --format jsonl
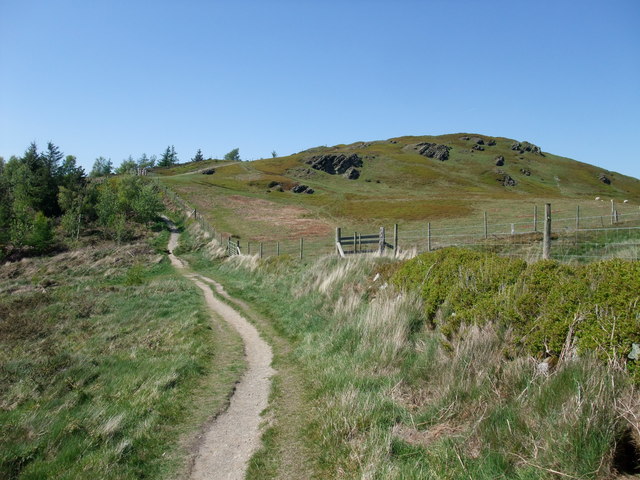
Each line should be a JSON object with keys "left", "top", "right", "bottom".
{"left": 392, "top": 248, "right": 640, "bottom": 378}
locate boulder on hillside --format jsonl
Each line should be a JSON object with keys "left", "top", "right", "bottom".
{"left": 495, "top": 156, "right": 505, "bottom": 166}
{"left": 459, "top": 136, "right": 470, "bottom": 141}
{"left": 599, "top": 173, "right": 611, "bottom": 185}
{"left": 201, "top": 168, "right": 216, "bottom": 175}
{"left": 470, "top": 137, "right": 484, "bottom": 145}
{"left": 343, "top": 167, "right": 360, "bottom": 180}
{"left": 417, "top": 143, "right": 451, "bottom": 161}
{"left": 487, "top": 139, "right": 496, "bottom": 146}
{"left": 305, "top": 153, "right": 363, "bottom": 179}
{"left": 472, "top": 144, "right": 485, "bottom": 151}
{"left": 292, "top": 184, "right": 314, "bottom": 194}
{"left": 499, "top": 174, "right": 518, "bottom": 187}
{"left": 511, "top": 141, "right": 543, "bottom": 155}
{"left": 520, "top": 168, "right": 531, "bottom": 176}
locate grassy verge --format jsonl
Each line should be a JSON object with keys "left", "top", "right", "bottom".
{"left": 0, "top": 226, "right": 245, "bottom": 479}
{"left": 179, "top": 225, "right": 640, "bottom": 479}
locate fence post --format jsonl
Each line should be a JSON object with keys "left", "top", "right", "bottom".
{"left": 427, "top": 222, "right": 432, "bottom": 252}
{"left": 300, "top": 238, "right": 304, "bottom": 260}
{"left": 534, "top": 205, "right": 537, "bottom": 232}
{"left": 576, "top": 205, "right": 580, "bottom": 230}
{"left": 336, "top": 227, "right": 341, "bottom": 256}
{"left": 483, "top": 211, "right": 488, "bottom": 239}
{"left": 393, "top": 224, "right": 398, "bottom": 256}
{"left": 379, "top": 226, "right": 385, "bottom": 255}
{"left": 247, "top": 242, "right": 251, "bottom": 255}
{"left": 611, "top": 200, "right": 615, "bottom": 225}
{"left": 543, "top": 203, "right": 552, "bottom": 260}
{"left": 353, "top": 232, "right": 357, "bottom": 254}
{"left": 276, "top": 242, "right": 280, "bottom": 256}
{"left": 259, "top": 242, "right": 263, "bottom": 259}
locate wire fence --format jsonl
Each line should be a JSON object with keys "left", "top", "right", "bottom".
{"left": 154, "top": 177, "right": 640, "bottom": 263}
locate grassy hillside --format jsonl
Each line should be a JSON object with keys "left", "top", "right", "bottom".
{"left": 177, "top": 220, "right": 640, "bottom": 480}
{"left": 0, "top": 224, "right": 245, "bottom": 479}
{"left": 158, "top": 134, "right": 640, "bottom": 242}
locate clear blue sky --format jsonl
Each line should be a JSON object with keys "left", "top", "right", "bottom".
{"left": 1, "top": 0, "right": 639, "bottom": 178}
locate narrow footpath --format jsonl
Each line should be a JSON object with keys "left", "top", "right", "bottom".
{"left": 163, "top": 217, "right": 275, "bottom": 480}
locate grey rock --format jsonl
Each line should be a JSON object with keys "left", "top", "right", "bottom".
{"left": 459, "top": 136, "right": 470, "bottom": 141}
{"left": 343, "top": 167, "right": 360, "bottom": 180}
{"left": 472, "top": 144, "right": 485, "bottom": 151}
{"left": 500, "top": 174, "right": 518, "bottom": 187}
{"left": 201, "top": 168, "right": 216, "bottom": 175}
{"left": 487, "top": 139, "right": 496, "bottom": 146}
{"left": 495, "top": 156, "right": 505, "bottom": 166}
{"left": 292, "top": 185, "right": 310, "bottom": 193}
{"left": 599, "top": 173, "right": 611, "bottom": 185}
{"left": 417, "top": 143, "right": 451, "bottom": 161}
{"left": 305, "top": 153, "right": 363, "bottom": 176}
{"left": 511, "top": 141, "right": 542, "bottom": 155}
{"left": 470, "top": 137, "right": 484, "bottom": 145}
{"left": 520, "top": 168, "right": 531, "bottom": 176}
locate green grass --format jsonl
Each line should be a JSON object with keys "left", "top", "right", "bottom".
{"left": 177, "top": 221, "right": 639, "bottom": 480}
{"left": 0, "top": 229, "right": 245, "bottom": 479}
{"left": 156, "top": 133, "right": 640, "bottom": 246}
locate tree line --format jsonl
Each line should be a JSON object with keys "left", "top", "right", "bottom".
{"left": 0, "top": 142, "right": 164, "bottom": 260}
{"left": 89, "top": 146, "right": 245, "bottom": 177}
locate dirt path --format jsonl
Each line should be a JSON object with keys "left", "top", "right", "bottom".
{"left": 164, "top": 217, "right": 275, "bottom": 480}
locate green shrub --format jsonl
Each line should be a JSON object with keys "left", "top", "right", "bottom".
{"left": 392, "top": 249, "right": 640, "bottom": 375}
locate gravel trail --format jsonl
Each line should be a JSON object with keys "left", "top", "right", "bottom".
{"left": 164, "top": 217, "right": 274, "bottom": 480}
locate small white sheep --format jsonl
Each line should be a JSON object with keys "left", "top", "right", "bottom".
{"left": 623, "top": 199, "right": 629, "bottom": 203}
{"left": 595, "top": 196, "right": 601, "bottom": 201}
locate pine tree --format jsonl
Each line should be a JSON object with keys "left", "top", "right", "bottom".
{"left": 192, "top": 149, "right": 205, "bottom": 162}
{"left": 158, "top": 146, "right": 178, "bottom": 167}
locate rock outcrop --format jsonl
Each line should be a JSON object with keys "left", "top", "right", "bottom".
{"left": 495, "top": 156, "right": 505, "bottom": 166}
{"left": 599, "top": 173, "right": 611, "bottom": 185}
{"left": 520, "top": 168, "right": 531, "bottom": 176}
{"left": 499, "top": 174, "right": 517, "bottom": 187}
{"left": 511, "top": 141, "right": 542, "bottom": 155}
{"left": 305, "top": 153, "right": 363, "bottom": 178}
{"left": 201, "top": 168, "right": 215, "bottom": 175}
{"left": 291, "top": 185, "right": 314, "bottom": 194}
{"left": 343, "top": 167, "right": 360, "bottom": 180}
{"left": 417, "top": 143, "right": 451, "bottom": 161}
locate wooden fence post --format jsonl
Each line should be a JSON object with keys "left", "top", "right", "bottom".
{"left": 353, "top": 232, "right": 357, "bottom": 254}
{"left": 379, "top": 227, "right": 385, "bottom": 255}
{"left": 576, "top": 205, "right": 580, "bottom": 230}
{"left": 534, "top": 205, "right": 537, "bottom": 232}
{"left": 336, "top": 227, "right": 341, "bottom": 256}
{"left": 543, "top": 203, "right": 552, "bottom": 260}
{"left": 611, "top": 199, "right": 615, "bottom": 225}
{"left": 427, "top": 222, "right": 432, "bottom": 252}
{"left": 259, "top": 242, "right": 263, "bottom": 259}
{"left": 276, "top": 242, "right": 280, "bottom": 256}
{"left": 299, "top": 238, "right": 304, "bottom": 260}
{"left": 393, "top": 224, "right": 398, "bottom": 256}
{"left": 484, "top": 211, "right": 488, "bottom": 239}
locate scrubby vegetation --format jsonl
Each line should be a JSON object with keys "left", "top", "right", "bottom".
{"left": 392, "top": 248, "right": 640, "bottom": 380}
{"left": 0, "top": 225, "right": 245, "bottom": 479}
{"left": 178, "top": 217, "right": 640, "bottom": 479}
